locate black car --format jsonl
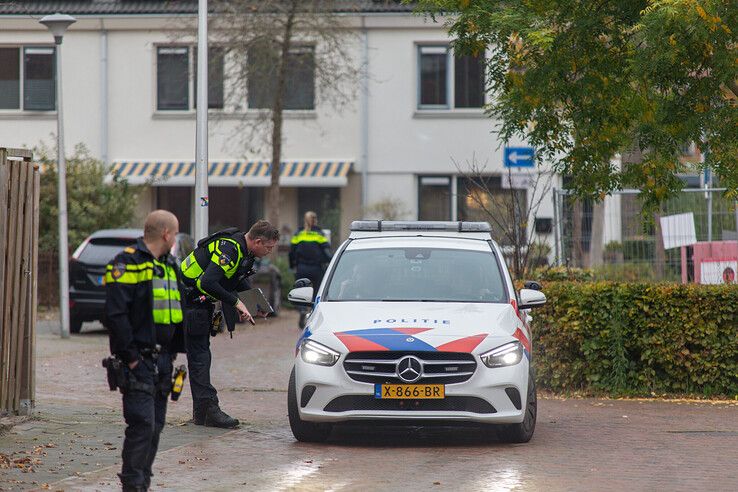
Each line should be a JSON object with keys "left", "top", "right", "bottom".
{"left": 69, "top": 229, "right": 195, "bottom": 333}
{"left": 69, "top": 229, "right": 281, "bottom": 332}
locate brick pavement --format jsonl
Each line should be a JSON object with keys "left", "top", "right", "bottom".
{"left": 1, "top": 311, "right": 736, "bottom": 491}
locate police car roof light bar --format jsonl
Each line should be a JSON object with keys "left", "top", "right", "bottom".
{"left": 350, "top": 220, "right": 491, "bottom": 233}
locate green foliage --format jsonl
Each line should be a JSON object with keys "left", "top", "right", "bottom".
{"left": 412, "top": 0, "right": 738, "bottom": 207}
{"left": 533, "top": 282, "right": 738, "bottom": 397}
{"left": 38, "top": 143, "right": 145, "bottom": 252}
{"left": 530, "top": 265, "right": 595, "bottom": 282}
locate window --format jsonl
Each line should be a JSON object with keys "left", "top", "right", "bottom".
{"left": 457, "top": 176, "right": 526, "bottom": 246}
{"left": 0, "top": 46, "right": 55, "bottom": 111}
{"left": 324, "top": 247, "right": 507, "bottom": 303}
{"left": 157, "top": 46, "right": 225, "bottom": 111}
{"left": 247, "top": 46, "right": 315, "bottom": 110}
{"left": 418, "top": 176, "right": 451, "bottom": 221}
{"left": 418, "top": 46, "right": 485, "bottom": 109}
{"left": 157, "top": 47, "right": 189, "bottom": 110}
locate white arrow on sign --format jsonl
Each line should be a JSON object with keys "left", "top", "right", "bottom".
{"left": 508, "top": 151, "right": 533, "bottom": 165}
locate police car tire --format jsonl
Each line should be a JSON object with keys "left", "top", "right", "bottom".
{"left": 496, "top": 372, "right": 537, "bottom": 444}
{"left": 288, "top": 368, "right": 332, "bottom": 443}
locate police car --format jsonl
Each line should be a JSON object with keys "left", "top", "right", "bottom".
{"left": 287, "top": 221, "right": 547, "bottom": 443}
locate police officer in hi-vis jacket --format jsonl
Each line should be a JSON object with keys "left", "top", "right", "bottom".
{"left": 105, "top": 210, "right": 184, "bottom": 492}
{"left": 179, "top": 220, "right": 279, "bottom": 428}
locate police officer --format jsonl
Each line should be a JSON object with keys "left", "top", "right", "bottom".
{"left": 289, "top": 211, "right": 332, "bottom": 328}
{"left": 180, "top": 220, "right": 279, "bottom": 428}
{"left": 105, "top": 210, "right": 184, "bottom": 492}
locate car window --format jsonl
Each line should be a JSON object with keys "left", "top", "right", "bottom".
{"left": 78, "top": 238, "right": 136, "bottom": 265}
{"left": 324, "top": 247, "right": 508, "bottom": 303}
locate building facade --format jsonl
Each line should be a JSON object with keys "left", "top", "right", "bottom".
{"left": 0, "top": 1, "right": 559, "bottom": 253}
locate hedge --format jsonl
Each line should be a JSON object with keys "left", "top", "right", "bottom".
{"left": 532, "top": 282, "right": 738, "bottom": 397}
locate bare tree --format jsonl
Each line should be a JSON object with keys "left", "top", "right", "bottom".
{"left": 456, "top": 159, "right": 554, "bottom": 279}
{"left": 180, "top": 1, "right": 363, "bottom": 232}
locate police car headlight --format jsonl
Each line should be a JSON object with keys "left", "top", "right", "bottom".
{"left": 480, "top": 342, "right": 524, "bottom": 368}
{"left": 300, "top": 340, "right": 340, "bottom": 366}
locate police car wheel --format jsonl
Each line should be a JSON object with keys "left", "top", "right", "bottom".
{"left": 496, "top": 372, "right": 537, "bottom": 444}
{"left": 288, "top": 368, "right": 332, "bottom": 443}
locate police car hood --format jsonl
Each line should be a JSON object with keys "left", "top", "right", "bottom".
{"left": 307, "top": 301, "right": 521, "bottom": 354}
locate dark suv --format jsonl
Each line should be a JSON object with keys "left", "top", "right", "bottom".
{"left": 69, "top": 229, "right": 281, "bottom": 332}
{"left": 69, "top": 229, "right": 197, "bottom": 333}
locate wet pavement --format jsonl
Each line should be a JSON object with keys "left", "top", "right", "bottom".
{"left": 1, "top": 310, "right": 737, "bottom": 491}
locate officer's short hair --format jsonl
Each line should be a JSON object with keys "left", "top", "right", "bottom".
{"left": 144, "top": 209, "right": 178, "bottom": 240}
{"left": 247, "top": 220, "right": 279, "bottom": 242}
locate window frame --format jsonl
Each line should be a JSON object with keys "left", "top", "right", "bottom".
{"left": 416, "top": 43, "right": 486, "bottom": 111}
{"left": 155, "top": 44, "right": 225, "bottom": 113}
{"left": 0, "top": 44, "right": 56, "bottom": 113}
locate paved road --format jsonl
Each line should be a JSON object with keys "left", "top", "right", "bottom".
{"left": 1, "top": 312, "right": 737, "bottom": 491}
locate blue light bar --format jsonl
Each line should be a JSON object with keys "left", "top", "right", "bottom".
{"left": 350, "top": 221, "right": 491, "bottom": 232}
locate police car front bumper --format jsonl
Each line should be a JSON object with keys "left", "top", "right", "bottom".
{"left": 293, "top": 354, "right": 529, "bottom": 424}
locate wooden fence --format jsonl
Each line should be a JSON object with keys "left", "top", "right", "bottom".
{"left": 0, "top": 148, "right": 39, "bottom": 416}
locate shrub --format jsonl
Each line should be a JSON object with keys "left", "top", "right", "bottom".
{"left": 533, "top": 282, "right": 738, "bottom": 397}
{"left": 530, "top": 266, "right": 595, "bottom": 282}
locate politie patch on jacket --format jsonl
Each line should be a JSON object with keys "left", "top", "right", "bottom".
{"left": 112, "top": 262, "right": 126, "bottom": 279}
{"left": 218, "top": 253, "right": 231, "bottom": 266}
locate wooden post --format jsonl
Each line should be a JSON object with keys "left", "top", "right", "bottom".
{"left": 0, "top": 148, "right": 36, "bottom": 415}
{"left": 15, "top": 162, "right": 32, "bottom": 413}
{"left": 0, "top": 149, "right": 8, "bottom": 410}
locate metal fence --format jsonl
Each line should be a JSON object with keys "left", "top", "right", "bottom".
{"left": 0, "top": 148, "right": 39, "bottom": 416}
{"left": 552, "top": 188, "right": 738, "bottom": 282}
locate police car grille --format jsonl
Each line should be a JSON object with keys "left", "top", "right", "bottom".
{"left": 343, "top": 352, "right": 477, "bottom": 384}
{"left": 324, "top": 395, "right": 496, "bottom": 414}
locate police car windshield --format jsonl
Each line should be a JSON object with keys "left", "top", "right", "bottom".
{"left": 324, "top": 247, "right": 507, "bottom": 303}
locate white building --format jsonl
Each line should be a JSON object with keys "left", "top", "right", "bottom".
{"left": 0, "top": 0, "right": 558, "bottom": 253}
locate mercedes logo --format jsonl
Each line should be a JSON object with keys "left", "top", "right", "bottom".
{"left": 396, "top": 356, "right": 423, "bottom": 383}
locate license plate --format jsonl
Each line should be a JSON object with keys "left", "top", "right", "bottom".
{"left": 374, "top": 384, "right": 445, "bottom": 399}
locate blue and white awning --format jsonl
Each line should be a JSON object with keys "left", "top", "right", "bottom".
{"left": 107, "top": 159, "right": 354, "bottom": 187}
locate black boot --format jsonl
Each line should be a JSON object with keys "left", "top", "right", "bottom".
{"left": 192, "top": 403, "right": 207, "bottom": 425}
{"left": 122, "top": 485, "right": 147, "bottom": 492}
{"left": 204, "top": 404, "right": 239, "bottom": 428}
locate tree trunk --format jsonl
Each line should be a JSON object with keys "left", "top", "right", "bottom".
{"left": 267, "top": 0, "right": 298, "bottom": 242}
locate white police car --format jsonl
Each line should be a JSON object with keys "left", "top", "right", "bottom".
{"left": 287, "top": 221, "right": 546, "bottom": 443}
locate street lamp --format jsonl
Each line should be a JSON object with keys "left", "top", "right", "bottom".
{"left": 39, "top": 13, "right": 76, "bottom": 339}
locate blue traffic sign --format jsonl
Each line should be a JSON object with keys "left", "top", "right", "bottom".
{"left": 504, "top": 147, "right": 535, "bottom": 168}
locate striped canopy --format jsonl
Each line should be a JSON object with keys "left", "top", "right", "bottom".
{"left": 108, "top": 160, "right": 354, "bottom": 187}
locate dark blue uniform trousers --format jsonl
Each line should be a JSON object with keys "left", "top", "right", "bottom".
{"left": 119, "top": 352, "right": 172, "bottom": 488}
{"left": 184, "top": 304, "right": 219, "bottom": 413}
{"left": 296, "top": 264, "right": 325, "bottom": 300}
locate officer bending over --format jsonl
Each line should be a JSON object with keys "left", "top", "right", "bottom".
{"left": 180, "top": 220, "right": 279, "bottom": 428}
{"left": 105, "top": 210, "right": 183, "bottom": 492}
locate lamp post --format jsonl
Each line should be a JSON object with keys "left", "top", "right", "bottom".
{"left": 40, "top": 13, "right": 76, "bottom": 338}
{"left": 194, "top": 0, "right": 209, "bottom": 240}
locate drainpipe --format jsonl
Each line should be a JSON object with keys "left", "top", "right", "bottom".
{"left": 360, "top": 16, "right": 369, "bottom": 214}
{"left": 100, "top": 25, "right": 109, "bottom": 165}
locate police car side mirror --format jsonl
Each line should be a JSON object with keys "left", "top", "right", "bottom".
{"left": 294, "top": 278, "right": 312, "bottom": 289}
{"left": 288, "top": 287, "right": 314, "bottom": 308}
{"left": 518, "top": 289, "right": 546, "bottom": 310}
